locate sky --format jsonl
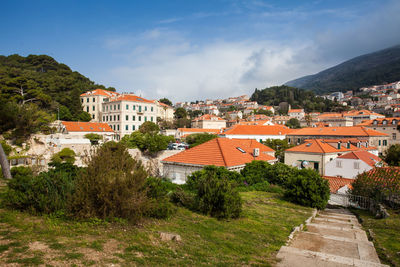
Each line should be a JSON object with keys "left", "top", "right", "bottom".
{"left": 1, "top": 0, "right": 400, "bottom": 102}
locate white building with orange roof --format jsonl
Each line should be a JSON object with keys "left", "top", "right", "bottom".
{"left": 220, "top": 125, "right": 293, "bottom": 142}
{"left": 59, "top": 121, "right": 115, "bottom": 142}
{"left": 80, "top": 89, "right": 119, "bottom": 121}
{"left": 358, "top": 117, "right": 400, "bottom": 146}
{"left": 175, "top": 128, "right": 221, "bottom": 139}
{"left": 343, "top": 110, "right": 385, "bottom": 125}
{"left": 287, "top": 126, "right": 389, "bottom": 154}
{"left": 288, "top": 109, "right": 305, "bottom": 120}
{"left": 101, "top": 94, "right": 157, "bottom": 139}
{"left": 325, "top": 150, "right": 384, "bottom": 179}
{"left": 161, "top": 138, "right": 276, "bottom": 184}
{"left": 153, "top": 100, "right": 174, "bottom": 122}
{"left": 191, "top": 114, "right": 226, "bottom": 129}
{"left": 284, "top": 139, "right": 378, "bottom": 175}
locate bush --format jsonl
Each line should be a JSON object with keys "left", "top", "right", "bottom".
{"left": 186, "top": 133, "right": 218, "bottom": 148}
{"left": 69, "top": 142, "right": 150, "bottom": 222}
{"left": 187, "top": 166, "right": 242, "bottom": 219}
{"left": 3, "top": 164, "right": 79, "bottom": 214}
{"left": 170, "top": 187, "right": 196, "bottom": 209}
{"left": 84, "top": 133, "right": 102, "bottom": 145}
{"left": 144, "top": 177, "right": 177, "bottom": 219}
{"left": 284, "top": 169, "right": 330, "bottom": 209}
{"left": 50, "top": 148, "right": 76, "bottom": 165}
{"left": 265, "top": 162, "right": 297, "bottom": 186}
{"left": 240, "top": 161, "right": 296, "bottom": 187}
{"left": 187, "top": 165, "right": 243, "bottom": 190}
{"left": 1, "top": 140, "right": 12, "bottom": 156}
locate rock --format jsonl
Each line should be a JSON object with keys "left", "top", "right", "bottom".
{"left": 159, "top": 232, "right": 182, "bottom": 242}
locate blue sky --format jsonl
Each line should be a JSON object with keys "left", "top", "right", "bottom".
{"left": 1, "top": 0, "right": 400, "bottom": 102}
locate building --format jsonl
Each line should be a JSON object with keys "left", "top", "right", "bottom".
{"left": 175, "top": 128, "right": 221, "bottom": 139}
{"left": 59, "top": 121, "right": 115, "bottom": 141}
{"left": 220, "top": 125, "right": 293, "bottom": 142}
{"left": 358, "top": 118, "right": 400, "bottom": 146}
{"left": 80, "top": 89, "right": 119, "bottom": 121}
{"left": 288, "top": 109, "right": 305, "bottom": 120}
{"left": 286, "top": 126, "right": 389, "bottom": 154}
{"left": 325, "top": 150, "right": 384, "bottom": 179}
{"left": 344, "top": 110, "right": 385, "bottom": 125}
{"left": 284, "top": 139, "right": 378, "bottom": 175}
{"left": 323, "top": 176, "right": 354, "bottom": 194}
{"left": 300, "top": 113, "right": 354, "bottom": 127}
{"left": 101, "top": 94, "right": 157, "bottom": 140}
{"left": 161, "top": 138, "right": 277, "bottom": 184}
{"left": 191, "top": 114, "right": 227, "bottom": 129}
{"left": 154, "top": 101, "right": 174, "bottom": 122}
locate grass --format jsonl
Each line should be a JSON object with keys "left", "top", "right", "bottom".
{"left": 0, "top": 191, "right": 313, "bottom": 266}
{"left": 352, "top": 208, "right": 400, "bottom": 267}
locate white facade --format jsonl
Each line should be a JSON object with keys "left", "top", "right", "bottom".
{"left": 325, "top": 158, "right": 374, "bottom": 179}
{"left": 224, "top": 134, "right": 286, "bottom": 142}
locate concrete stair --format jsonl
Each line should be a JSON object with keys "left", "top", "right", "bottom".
{"left": 276, "top": 208, "right": 388, "bottom": 267}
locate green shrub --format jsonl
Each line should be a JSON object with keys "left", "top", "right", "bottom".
{"left": 3, "top": 164, "right": 79, "bottom": 214}
{"left": 187, "top": 165, "right": 243, "bottom": 190}
{"left": 69, "top": 142, "right": 150, "bottom": 222}
{"left": 264, "top": 162, "right": 297, "bottom": 187}
{"left": 144, "top": 177, "right": 177, "bottom": 219}
{"left": 284, "top": 169, "right": 330, "bottom": 209}
{"left": 240, "top": 161, "right": 296, "bottom": 187}
{"left": 1, "top": 140, "right": 12, "bottom": 156}
{"left": 170, "top": 187, "right": 196, "bottom": 209}
{"left": 84, "top": 133, "right": 102, "bottom": 145}
{"left": 237, "top": 181, "right": 285, "bottom": 194}
{"left": 50, "top": 148, "right": 76, "bottom": 165}
{"left": 187, "top": 166, "right": 242, "bottom": 219}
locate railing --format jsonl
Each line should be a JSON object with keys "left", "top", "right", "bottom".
{"left": 329, "top": 193, "right": 374, "bottom": 210}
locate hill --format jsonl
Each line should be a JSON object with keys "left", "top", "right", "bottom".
{"left": 250, "top": 85, "right": 347, "bottom": 113}
{"left": 0, "top": 54, "right": 114, "bottom": 142}
{"left": 285, "top": 45, "right": 400, "bottom": 93}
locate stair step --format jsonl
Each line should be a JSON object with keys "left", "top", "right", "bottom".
{"left": 277, "top": 246, "right": 389, "bottom": 267}
{"left": 299, "top": 231, "right": 374, "bottom": 246}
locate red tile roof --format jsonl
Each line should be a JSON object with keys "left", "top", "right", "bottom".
{"left": 323, "top": 176, "right": 354, "bottom": 193}
{"left": 288, "top": 127, "right": 388, "bottom": 137}
{"left": 192, "top": 114, "right": 226, "bottom": 121}
{"left": 344, "top": 110, "right": 384, "bottom": 117}
{"left": 162, "top": 138, "right": 276, "bottom": 167}
{"left": 338, "top": 151, "right": 383, "bottom": 167}
{"left": 288, "top": 109, "right": 304, "bottom": 113}
{"left": 285, "top": 139, "right": 377, "bottom": 154}
{"left": 358, "top": 118, "right": 400, "bottom": 126}
{"left": 61, "top": 121, "right": 114, "bottom": 133}
{"left": 357, "top": 167, "right": 400, "bottom": 191}
{"left": 111, "top": 94, "right": 154, "bottom": 103}
{"left": 222, "top": 125, "right": 293, "bottom": 136}
{"left": 80, "top": 89, "right": 119, "bottom": 97}
{"left": 177, "top": 128, "right": 221, "bottom": 134}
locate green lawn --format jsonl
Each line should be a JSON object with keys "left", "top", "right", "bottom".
{"left": 0, "top": 191, "right": 313, "bottom": 266}
{"left": 352, "top": 208, "right": 400, "bottom": 267}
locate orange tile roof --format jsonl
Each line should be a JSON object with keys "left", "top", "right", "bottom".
{"left": 338, "top": 151, "right": 384, "bottom": 167}
{"left": 288, "top": 109, "right": 304, "bottom": 113}
{"left": 192, "top": 114, "right": 225, "bottom": 121}
{"left": 111, "top": 94, "right": 154, "bottom": 103}
{"left": 239, "top": 120, "right": 272, "bottom": 126}
{"left": 80, "top": 89, "right": 119, "bottom": 97}
{"left": 358, "top": 167, "right": 400, "bottom": 191}
{"left": 162, "top": 138, "right": 276, "bottom": 167}
{"left": 358, "top": 118, "right": 400, "bottom": 126}
{"left": 177, "top": 128, "right": 221, "bottom": 134}
{"left": 317, "top": 113, "right": 343, "bottom": 118}
{"left": 288, "top": 127, "right": 388, "bottom": 137}
{"left": 61, "top": 121, "right": 114, "bottom": 133}
{"left": 323, "top": 176, "right": 354, "bottom": 193}
{"left": 222, "top": 125, "right": 293, "bottom": 136}
{"left": 343, "top": 110, "right": 384, "bottom": 117}
{"left": 285, "top": 139, "right": 377, "bottom": 154}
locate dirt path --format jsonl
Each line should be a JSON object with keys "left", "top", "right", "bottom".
{"left": 276, "top": 208, "right": 388, "bottom": 267}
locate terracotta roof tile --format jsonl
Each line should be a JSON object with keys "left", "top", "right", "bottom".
{"left": 192, "top": 114, "right": 225, "bottom": 121}
{"left": 162, "top": 138, "right": 276, "bottom": 167}
{"left": 61, "top": 121, "right": 114, "bottom": 133}
{"left": 323, "top": 176, "right": 354, "bottom": 193}
{"left": 111, "top": 94, "right": 154, "bottom": 103}
{"left": 177, "top": 128, "right": 221, "bottom": 134}
{"left": 285, "top": 139, "right": 377, "bottom": 154}
{"left": 222, "top": 125, "right": 293, "bottom": 136}
{"left": 288, "top": 109, "right": 304, "bottom": 113}
{"left": 288, "top": 127, "right": 388, "bottom": 137}
{"left": 338, "top": 151, "right": 384, "bottom": 167}
{"left": 80, "top": 89, "right": 119, "bottom": 97}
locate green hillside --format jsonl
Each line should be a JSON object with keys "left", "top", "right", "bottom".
{"left": 0, "top": 54, "right": 113, "bottom": 142}
{"left": 285, "top": 45, "right": 400, "bottom": 93}
{"left": 250, "top": 85, "right": 347, "bottom": 113}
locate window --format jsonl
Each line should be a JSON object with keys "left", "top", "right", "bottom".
{"left": 92, "top": 114, "right": 95, "bottom": 119}
{"left": 86, "top": 106, "right": 89, "bottom": 112}
{"left": 379, "top": 140, "right": 381, "bottom": 146}
{"left": 336, "top": 160, "right": 342, "bottom": 168}
{"left": 144, "top": 116, "right": 147, "bottom": 122}
{"left": 114, "top": 105, "right": 116, "bottom": 110}
{"left": 132, "top": 115, "right": 135, "bottom": 121}
{"left": 113, "top": 115, "right": 116, "bottom": 121}
{"left": 118, "top": 104, "right": 120, "bottom": 110}
{"left": 145, "top": 106, "right": 147, "bottom": 111}
{"left": 354, "top": 162, "right": 360, "bottom": 169}
{"left": 297, "top": 138, "right": 301, "bottom": 144}
{"left": 87, "top": 98, "right": 89, "bottom": 103}
{"left": 102, "top": 106, "right": 105, "bottom": 112}
{"left": 139, "top": 106, "right": 142, "bottom": 112}
{"left": 132, "top": 125, "right": 135, "bottom": 131}
{"left": 125, "top": 125, "right": 128, "bottom": 130}
{"left": 139, "top": 116, "right": 142, "bottom": 121}
{"left": 81, "top": 99, "right": 83, "bottom": 103}
{"left": 151, "top": 117, "right": 153, "bottom": 122}
{"left": 93, "top": 97, "right": 95, "bottom": 102}
{"left": 117, "top": 115, "right": 120, "bottom": 121}
{"left": 151, "top": 107, "right": 153, "bottom": 112}
{"left": 117, "top": 125, "right": 120, "bottom": 131}
{"left": 393, "top": 133, "right": 397, "bottom": 140}
{"left": 383, "top": 140, "right": 387, "bottom": 146}
{"left": 126, "top": 104, "right": 129, "bottom": 110}
{"left": 103, "top": 116, "right": 105, "bottom": 121}
{"left": 106, "top": 106, "right": 108, "bottom": 111}
{"left": 133, "top": 105, "right": 136, "bottom": 110}
{"left": 126, "top": 115, "right": 129, "bottom": 121}
{"left": 92, "top": 106, "right": 95, "bottom": 111}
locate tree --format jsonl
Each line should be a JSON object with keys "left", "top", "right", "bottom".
{"left": 50, "top": 148, "right": 76, "bottom": 165}
{"left": 286, "top": 118, "right": 301, "bottom": 129}
{"left": 84, "top": 133, "right": 102, "bottom": 145}
{"left": 255, "top": 109, "right": 273, "bottom": 116}
{"left": 384, "top": 144, "right": 400, "bottom": 166}
{"left": 174, "top": 107, "right": 188, "bottom": 119}
{"left": 263, "top": 139, "right": 294, "bottom": 162}
{"left": 139, "top": 121, "right": 160, "bottom": 135}
{"left": 0, "top": 143, "right": 12, "bottom": 179}
{"left": 305, "top": 114, "right": 312, "bottom": 127}
{"left": 185, "top": 133, "right": 218, "bottom": 148}
{"left": 159, "top": 98, "right": 172, "bottom": 106}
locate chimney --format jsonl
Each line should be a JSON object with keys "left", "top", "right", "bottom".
{"left": 253, "top": 148, "right": 260, "bottom": 157}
